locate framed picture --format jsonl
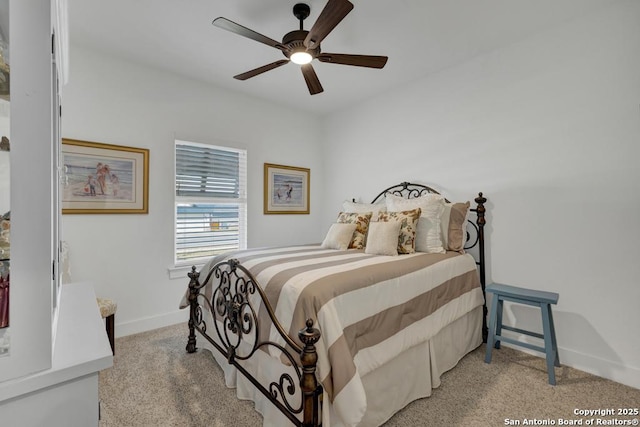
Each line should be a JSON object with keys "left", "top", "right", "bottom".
{"left": 61, "top": 138, "right": 149, "bottom": 214}
{"left": 264, "top": 163, "right": 310, "bottom": 214}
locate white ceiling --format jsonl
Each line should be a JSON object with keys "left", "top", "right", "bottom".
{"left": 68, "top": 0, "right": 617, "bottom": 115}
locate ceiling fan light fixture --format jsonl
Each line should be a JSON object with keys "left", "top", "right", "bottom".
{"left": 290, "top": 51, "right": 313, "bottom": 65}
{"left": 212, "top": 0, "right": 387, "bottom": 95}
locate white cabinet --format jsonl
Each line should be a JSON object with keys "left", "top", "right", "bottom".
{"left": 0, "top": 282, "right": 113, "bottom": 427}
{"left": 0, "top": 1, "right": 113, "bottom": 424}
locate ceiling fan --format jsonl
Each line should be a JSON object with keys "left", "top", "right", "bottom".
{"left": 212, "top": 0, "right": 388, "bottom": 95}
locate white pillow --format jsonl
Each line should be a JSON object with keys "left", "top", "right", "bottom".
{"left": 365, "top": 221, "right": 401, "bottom": 256}
{"left": 321, "top": 223, "right": 358, "bottom": 250}
{"left": 385, "top": 193, "right": 446, "bottom": 254}
{"left": 385, "top": 192, "right": 443, "bottom": 204}
{"left": 415, "top": 199, "right": 446, "bottom": 253}
{"left": 342, "top": 200, "right": 387, "bottom": 221}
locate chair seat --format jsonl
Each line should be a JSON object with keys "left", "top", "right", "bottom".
{"left": 97, "top": 297, "right": 117, "bottom": 318}
{"left": 96, "top": 297, "right": 117, "bottom": 354}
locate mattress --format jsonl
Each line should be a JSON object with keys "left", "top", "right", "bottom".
{"left": 184, "top": 244, "right": 484, "bottom": 426}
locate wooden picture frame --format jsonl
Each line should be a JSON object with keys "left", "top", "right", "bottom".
{"left": 61, "top": 138, "right": 149, "bottom": 214}
{"left": 264, "top": 163, "right": 310, "bottom": 214}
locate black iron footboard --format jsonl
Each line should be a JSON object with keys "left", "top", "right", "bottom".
{"left": 185, "top": 259, "right": 323, "bottom": 427}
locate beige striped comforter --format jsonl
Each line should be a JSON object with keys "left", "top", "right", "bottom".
{"left": 189, "top": 245, "right": 484, "bottom": 426}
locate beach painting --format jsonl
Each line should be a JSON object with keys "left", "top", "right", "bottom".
{"left": 61, "top": 139, "right": 149, "bottom": 214}
{"left": 264, "top": 163, "right": 309, "bottom": 214}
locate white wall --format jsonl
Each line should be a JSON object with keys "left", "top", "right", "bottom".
{"left": 62, "top": 45, "right": 325, "bottom": 336}
{"left": 322, "top": 1, "right": 640, "bottom": 388}
{"left": 62, "top": 1, "right": 640, "bottom": 389}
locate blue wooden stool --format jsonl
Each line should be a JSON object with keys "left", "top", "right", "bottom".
{"left": 484, "top": 283, "right": 560, "bottom": 385}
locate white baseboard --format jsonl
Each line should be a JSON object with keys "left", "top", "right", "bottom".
{"left": 115, "top": 310, "right": 189, "bottom": 338}
{"left": 559, "top": 346, "right": 640, "bottom": 390}
{"left": 500, "top": 342, "right": 640, "bottom": 390}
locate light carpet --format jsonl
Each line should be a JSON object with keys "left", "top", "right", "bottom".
{"left": 99, "top": 323, "right": 640, "bottom": 426}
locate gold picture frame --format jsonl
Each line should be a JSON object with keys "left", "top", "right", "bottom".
{"left": 61, "top": 138, "right": 149, "bottom": 214}
{"left": 264, "top": 163, "right": 310, "bottom": 214}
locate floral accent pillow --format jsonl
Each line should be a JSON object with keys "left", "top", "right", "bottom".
{"left": 342, "top": 200, "right": 387, "bottom": 221}
{"left": 336, "top": 212, "right": 372, "bottom": 249}
{"left": 385, "top": 193, "right": 446, "bottom": 254}
{"left": 377, "top": 208, "right": 422, "bottom": 254}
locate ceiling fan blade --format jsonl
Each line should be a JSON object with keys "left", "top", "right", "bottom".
{"left": 304, "top": 0, "right": 354, "bottom": 49}
{"left": 213, "top": 17, "right": 286, "bottom": 52}
{"left": 234, "top": 60, "right": 290, "bottom": 81}
{"left": 317, "top": 53, "right": 388, "bottom": 69}
{"left": 301, "top": 64, "right": 324, "bottom": 95}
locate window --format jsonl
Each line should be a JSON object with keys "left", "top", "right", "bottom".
{"left": 175, "top": 140, "right": 247, "bottom": 264}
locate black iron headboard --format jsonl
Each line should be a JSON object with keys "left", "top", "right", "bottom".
{"left": 371, "top": 181, "right": 446, "bottom": 203}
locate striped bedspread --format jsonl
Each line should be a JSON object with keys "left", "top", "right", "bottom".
{"left": 190, "top": 245, "right": 484, "bottom": 426}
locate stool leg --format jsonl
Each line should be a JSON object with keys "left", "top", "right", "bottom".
{"left": 485, "top": 293, "right": 500, "bottom": 363}
{"left": 548, "top": 306, "right": 560, "bottom": 367}
{"left": 541, "top": 303, "right": 556, "bottom": 385}
{"left": 494, "top": 297, "right": 504, "bottom": 349}
{"left": 106, "top": 314, "right": 115, "bottom": 355}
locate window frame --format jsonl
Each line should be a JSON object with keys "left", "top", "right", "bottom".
{"left": 173, "top": 139, "right": 247, "bottom": 268}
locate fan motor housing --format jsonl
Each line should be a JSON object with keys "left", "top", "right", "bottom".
{"left": 282, "top": 30, "right": 320, "bottom": 59}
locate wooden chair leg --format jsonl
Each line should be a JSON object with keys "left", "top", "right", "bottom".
{"left": 541, "top": 303, "right": 556, "bottom": 385}
{"left": 548, "top": 307, "right": 560, "bottom": 367}
{"left": 106, "top": 314, "right": 115, "bottom": 354}
{"left": 485, "top": 293, "right": 500, "bottom": 363}
{"left": 494, "top": 297, "right": 504, "bottom": 349}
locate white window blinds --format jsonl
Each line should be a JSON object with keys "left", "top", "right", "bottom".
{"left": 174, "top": 140, "right": 247, "bottom": 264}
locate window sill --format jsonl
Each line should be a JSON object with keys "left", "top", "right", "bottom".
{"left": 167, "top": 263, "right": 205, "bottom": 280}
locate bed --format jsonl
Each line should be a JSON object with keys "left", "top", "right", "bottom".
{"left": 182, "top": 182, "right": 487, "bottom": 427}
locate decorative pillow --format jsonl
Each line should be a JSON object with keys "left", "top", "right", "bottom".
{"left": 342, "top": 200, "right": 387, "bottom": 221}
{"left": 415, "top": 199, "right": 446, "bottom": 254}
{"left": 377, "top": 208, "right": 422, "bottom": 254}
{"left": 385, "top": 191, "right": 442, "bottom": 204}
{"left": 441, "top": 201, "right": 470, "bottom": 252}
{"left": 321, "top": 223, "right": 358, "bottom": 250}
{"left": 365, "top": 221, "right": 401, "bottom": 256}
{"left": 385, "top": 193, "right": 446, "bottom": 254}
{"left": 336, "top": 212, "right": 372, "bottom": 249}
